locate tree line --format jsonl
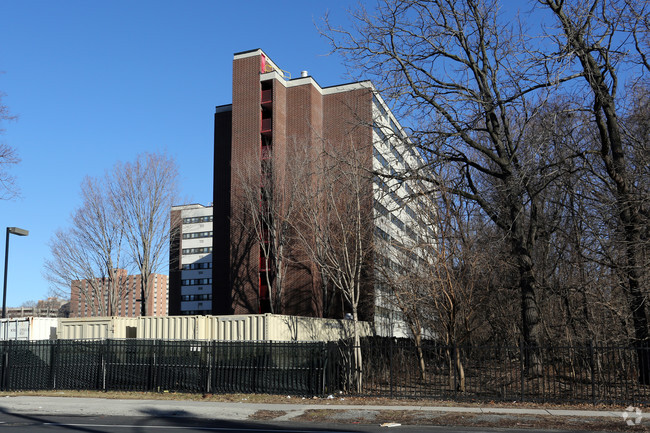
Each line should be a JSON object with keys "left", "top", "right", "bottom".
{"left": 320, "top": 0, "right": 649, "bottom": 380}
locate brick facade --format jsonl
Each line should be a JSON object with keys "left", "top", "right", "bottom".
{"left": 70, "top": 271, "right": 168, "bottom": 317}
{"left": 211, "top": 49, "right": 376, "bottom": 320}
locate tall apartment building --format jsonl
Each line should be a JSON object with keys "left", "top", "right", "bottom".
{"left": 70, "top": 270, "right": 168, "bottom": 318}
{"left": 169, "top": 49, "right": 428, "bottom": 336}
{"left": 168, "top": 204, "right": 213, "bottom": 315}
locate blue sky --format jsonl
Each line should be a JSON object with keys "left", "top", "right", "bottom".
{"left": 0, "top": 0, "right": 359, "bottom": 307}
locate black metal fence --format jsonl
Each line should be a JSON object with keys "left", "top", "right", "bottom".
{"left": 351, "top": 338, "right": 650, "bottom": 405}
{"left": 1, "top": 338, "right": 648, "bottom": 405}
{"left": 0, "top": 340, "right": 336, "bottom": 396}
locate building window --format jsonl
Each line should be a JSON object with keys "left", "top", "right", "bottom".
{"left": 389, "top": 190, "right": 404, "bottom": 207}
{"left": 373, "top": 95, "right": 387, "bottom": 118}
{"left": 374, "top": 200, "right": 389, "bottom": 217}
{"left": 182, "top": 247, "right": 213, "bottom": 255}
{"left": 390, "top": 119, "right": 400, "bottom": 137}
{"left": 404, "top": 205, "right": 417, "bottom": 220}
{"left": 182, "top": 231, "right": 213, "bottom": 239}
{"left": 390, "top": 144, "right": 405, "bottom": 165}
{"left": 373, "top": 147, "right": 389, "bottom": 168}
{"left": 181, "top": 294, "right": 212, "bottom": 301}
{"left": 391, "top": 214, "right": 405, "bottom": 231}
{"left": 374, "top": 175, "right": 389, "bottom": 191}
{"left": 183, "top": 216, "right": 213, "bottom": 224}
{"left": 375, "top": 227, "right": 391, "bottom": 242}
{"left": 182, "top": 262, "right": 212, "bottom": 270}
{"left": 181, "top": 278, "right": 212, "bottom": 286}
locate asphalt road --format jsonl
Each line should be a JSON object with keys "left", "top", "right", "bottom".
{"left": 0, "top": 412, "right": 579, "bottom": 433}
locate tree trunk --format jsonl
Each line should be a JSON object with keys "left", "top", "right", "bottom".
{"left": 454, "top": 345, "right": 465, "bottom": 392}
{"left": 517, "top": 247, "right": 543, "bottom": 377}
{"left": 414, "top": 332, "right": 426, "bottom": 381}
{"left": 352, "top": 310, "right": 363, "bottom": 393}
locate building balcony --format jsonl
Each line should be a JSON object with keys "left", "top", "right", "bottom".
{"left": 261, "top": 89, "right": 272, "bottom": 105}
{"left": 261, "top": 118, "right": 272, "bottom": 134}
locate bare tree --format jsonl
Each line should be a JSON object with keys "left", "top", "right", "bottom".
{"left": 293, "top": 143, "right": 374, "bottom": 392}
{"left": 20, "top": 300, "right": 36, "bottom": 309}
{"left": 108, "top": 152, "right": 180, "bottom": 316}
{"left": 45, "top": 176, "right": 129, "bottom": 316}
{"left": 538, "top": 0, "right": 650, "bottom": 381}
{"left": 324, "top": 0, "right": 584, "bottom": 375}
{"left": 0, "top": 91, "right": 20, "bottom": 200}
{"left": 377, "top": 185, "right": 487, "bottom": 389}
{"left": 234, "top": 141, "right": 305, "bottom": 313}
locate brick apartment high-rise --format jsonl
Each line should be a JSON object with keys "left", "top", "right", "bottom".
{"left": 70, "top": 270, "right": 168, "bottom": 317}
{"left": 170, "top": 50, "right": 427, "bottom": 336}
{"left": 213, "top": 49, "right": 376, "bottom": 318}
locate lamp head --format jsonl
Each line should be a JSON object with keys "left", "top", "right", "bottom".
{"left": 7, "top": 227, "right": 28, "bottom": 236}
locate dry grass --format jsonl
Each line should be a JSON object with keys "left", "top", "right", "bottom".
{"left": 0, "top": 389, "right": 633, "bottom": 410}
{"left": 292, "top": 409, "right": 650, "bottom": 432}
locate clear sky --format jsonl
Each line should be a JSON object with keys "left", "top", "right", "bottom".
{"left": 0, "top": 0, "right": 360, "bottom": 307}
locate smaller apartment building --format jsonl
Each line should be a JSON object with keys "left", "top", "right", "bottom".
{"left": 169, "top": 204, "right": 214, "bottom": 315}
{"left": 70, "top": 270, "right": 168, "bottom": 318}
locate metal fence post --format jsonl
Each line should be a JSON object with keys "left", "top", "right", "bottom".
{"left": 588, "top": 340, "right": 596, "bottom": 405}
{"left": 519, "top": 336, "right": 525, "bottom": 402}
{"left": 205, "top": 340, "right": 213, "bottom": 394}
{"left": 100, "top": 340, "right": 108, "bottom": 392}
{"left": 389, "top": 337, "right": 393, "bottom": 399}
{"left": 453, "top": 343, "right": 458, "bottom": 398}
{"left": 1, "top": 341, "right": 9, "bottom": 391}
{"left": 321, "top": 342, "right": 328, "bottom": 396}
{"left": 50, "top": 340, "right": 59, "bottom": 390}
{"left": 149, "top": 340, "right": 158, "bottom": 392}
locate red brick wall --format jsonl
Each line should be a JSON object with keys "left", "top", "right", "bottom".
{"left": 219, "top": 51, "right": 376, "bottom": 320}
{"left": 230, "top": 54, "right": 264, "bottom": 314}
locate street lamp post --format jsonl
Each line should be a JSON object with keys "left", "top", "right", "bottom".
{"left": 2, "top": 227, "right": 29, "bottom": 318}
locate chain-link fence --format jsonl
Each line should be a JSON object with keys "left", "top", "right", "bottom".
{"left": 1, "top": 338, "right": 648, "bottom": 404}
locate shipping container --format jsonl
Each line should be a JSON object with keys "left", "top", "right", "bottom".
{"left": 0, "top": 317, "right": 58, "bottom": 340}
{"left": 57, "top": 317, "right": 138, "bottom": 340}
{"left": 56, "top": 314, "right": 372, "bottom": 342}
{"left": 206, "top": 314, "right": 371, "bottom": 341}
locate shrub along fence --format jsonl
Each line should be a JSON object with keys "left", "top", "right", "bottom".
{"left": 0, "top": 338, "right": 648, "bottom": 405}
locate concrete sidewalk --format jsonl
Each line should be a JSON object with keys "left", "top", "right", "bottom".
{"left": 0, "top": 395, "right": 640, "bottom": 422}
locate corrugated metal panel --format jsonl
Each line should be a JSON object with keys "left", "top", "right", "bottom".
{"left": 137, "top": 315, "right": 208, "bottom": 340}
{"left": 204, "top": 314, "right": 371, "bottom": 342}
{"left": 265, "top": 314, "right": 372, "bottom": 342}
{"left": 209, "top": 315, "right": 268, "bottom": 341}
{"left": 57, "top": 318, "right": 109, "bottom": 340}
{"left": 57, "top": 317, "right": 138, "bottom": 340}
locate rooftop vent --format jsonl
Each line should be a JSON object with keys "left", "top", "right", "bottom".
{"left": 300, "top": 70, "right": 308, "bottom": 78}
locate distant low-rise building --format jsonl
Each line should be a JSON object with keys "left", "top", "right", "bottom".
{"left": 5, "top": 297, "right": 69, "bottom": 319}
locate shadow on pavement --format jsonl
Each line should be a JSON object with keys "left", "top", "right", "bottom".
{"left": 0, "top": 405, "right": 368, "bottom": 432}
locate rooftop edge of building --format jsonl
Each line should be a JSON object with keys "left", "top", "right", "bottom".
{"left": 171, "top": 203, "right": 213, "bottom": 210}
